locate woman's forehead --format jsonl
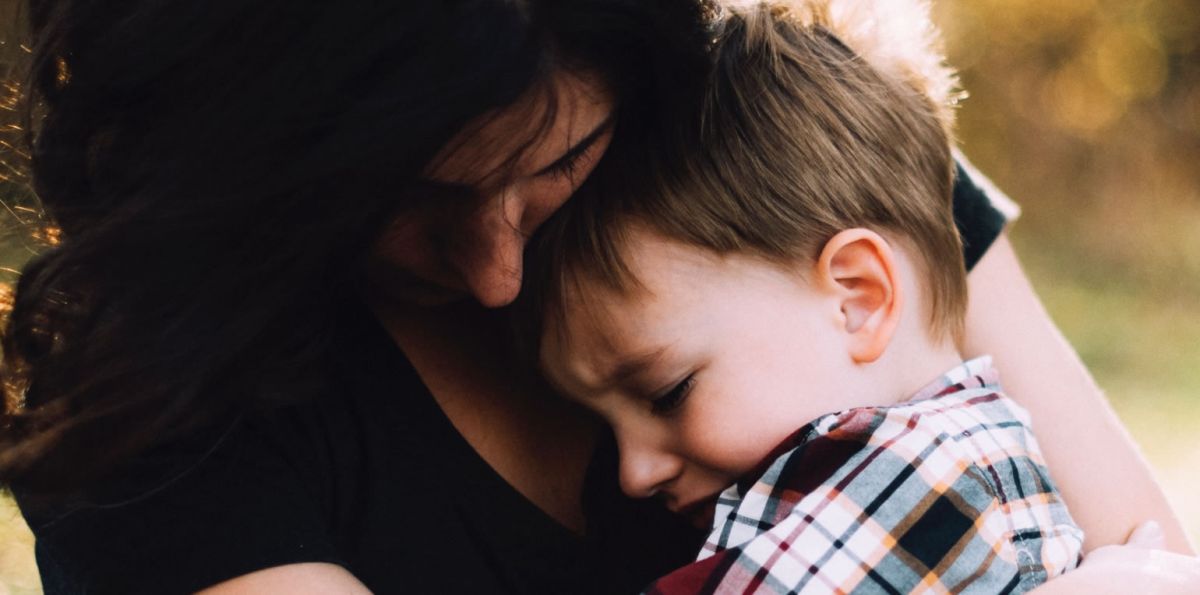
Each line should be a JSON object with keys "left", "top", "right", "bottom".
{"left": 424, "top": 69, "right": 614, "bottom": 189}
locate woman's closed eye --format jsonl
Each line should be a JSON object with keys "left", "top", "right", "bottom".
{"left": 650, "top": 374, "right": 696, "bottom": 415}
{"left": 534, "top": 114, "right": 613, "bottom": 182}
{"left": 542, "top": 147, "right": 587, "bottom": 181}
{"left": 539, "top": 132, "right": 606, "bottom": 183}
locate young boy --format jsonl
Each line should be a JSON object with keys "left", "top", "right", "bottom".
{"left": 519, "top": 0, "right": 1084, "bottom": 593}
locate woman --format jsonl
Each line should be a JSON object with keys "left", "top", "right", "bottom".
{"left": 0, "top": 0, "right": 1192, "bottom": 593}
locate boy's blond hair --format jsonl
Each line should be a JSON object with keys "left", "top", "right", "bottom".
{"left": 732, "top": 0, "right": 961, "bottom": 134}
{"left": 522, "top": 0, "right": 966, "bottom": 351}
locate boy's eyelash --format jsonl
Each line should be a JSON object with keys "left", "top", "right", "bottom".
{"left": 651, "top": 374, "right": 695, "bottom": 415}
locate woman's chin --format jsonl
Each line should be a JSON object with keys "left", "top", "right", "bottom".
{"left": 400, "top": 286, "right": 469, "bottom": 307}
{"left": 366, "top": 269, "right": 471, "bottom": 308}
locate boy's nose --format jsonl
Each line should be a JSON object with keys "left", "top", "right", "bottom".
{"left": 618, "top": 442, "right": 683, "bottom": 499}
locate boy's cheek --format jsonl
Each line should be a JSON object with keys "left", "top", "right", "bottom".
{"left": 676, "top": 426, "right": 763, "bottom": 480}
{"left": 676, "top": 398, "right": 798, "bottom": 476}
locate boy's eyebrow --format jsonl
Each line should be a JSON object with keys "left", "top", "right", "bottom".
{"left": 600, "top": 346, "right": 671, "bottom": 388}
{"left": 532, "top": 114, "right": 615, "bottom": 177}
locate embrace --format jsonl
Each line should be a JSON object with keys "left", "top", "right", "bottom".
{"left": 0, "top": 0, "right": 1196, "bottom": 593}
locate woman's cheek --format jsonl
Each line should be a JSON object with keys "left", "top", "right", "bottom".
{"left": 519, "top": 178, "right": 575, "bottom": 234}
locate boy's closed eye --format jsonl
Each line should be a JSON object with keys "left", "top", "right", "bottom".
{"left": 650, "top": 374, "right": 696, "bottom": 415}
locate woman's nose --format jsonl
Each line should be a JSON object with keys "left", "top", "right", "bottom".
{"left": 454, "top": 192, "right": 528, "bottom": 308}
{"left": 618, "top": 440, "right": 683, "bottom": 499}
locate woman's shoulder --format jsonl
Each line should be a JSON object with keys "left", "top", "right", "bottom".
{"left": 952, "top": 151, "right": 1020, "bottom": 270}
{"left": 13, "top": 309, "right": 442, "bottom": 594}
{"left": 14, "top": 410, "right": 347, "bottom": 595}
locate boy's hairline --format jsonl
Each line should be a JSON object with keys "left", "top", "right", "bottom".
{"left": 538, "top": 218, "right": 959, "bottom": 364}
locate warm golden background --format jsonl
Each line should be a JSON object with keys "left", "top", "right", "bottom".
{"left": 0, "top": 0, "right": 1198, "bottom": 592}
{"left": 934, "top": 0, "right": 1200, "bottom": 548}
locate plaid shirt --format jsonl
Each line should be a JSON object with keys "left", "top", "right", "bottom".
{"left": 645, "top": 357, "right": 1083, "bottom": 594}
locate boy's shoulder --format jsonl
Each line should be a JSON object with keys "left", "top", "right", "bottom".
{"left": 670, "top": 358, "right": 1082, "bottom": 595}
{"left": 721, "top": 357, "right": 1035, "bottom": 520}
{"left": 830, "top": 356, "right": 1041, "bottom": 471}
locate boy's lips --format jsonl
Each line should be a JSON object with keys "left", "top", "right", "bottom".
{"left": 671, "top": 493, "right": 721, "bottom": 529}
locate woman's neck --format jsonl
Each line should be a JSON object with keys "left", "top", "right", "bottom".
{"left": 371, "top": 298, "right": 599, "bottom": 533}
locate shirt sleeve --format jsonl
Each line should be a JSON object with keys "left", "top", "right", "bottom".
{"left": 645, "top": 406, "right": 1052, "bottom": 594}
{"left": 952, "top": 150, "right": 1019, "bottom": 271}
{"left": 14, "top": 416, "right": 343, "bottom": 595}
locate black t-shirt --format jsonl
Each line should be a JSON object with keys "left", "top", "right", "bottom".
{"left": 15, "top": 164, "right": 1008, "bottom": 595}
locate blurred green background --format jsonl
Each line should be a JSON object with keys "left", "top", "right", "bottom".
{"left": 0, "top": 0, "right": 1197, "bottom": 592}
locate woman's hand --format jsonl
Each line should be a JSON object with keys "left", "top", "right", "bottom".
{"left": 1030, "top": 522, "right": 1200, "bottom": 594}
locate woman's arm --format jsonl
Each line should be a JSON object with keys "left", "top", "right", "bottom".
{"left": 198, "top": 563, "right": 372, "bottom": 595}
{"left": 962, "top": 234, "right": 1194, "bottom": 554}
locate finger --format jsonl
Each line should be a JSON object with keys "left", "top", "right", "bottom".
{"left": 1125, "top": 520, "right": 1166, "bottom": 548}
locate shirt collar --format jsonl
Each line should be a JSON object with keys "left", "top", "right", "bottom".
{"left": 733, "top": 356, "right": 999, "bottom": 494}
{"left": 906, "top": 356, "right": 998, "bottom": 403}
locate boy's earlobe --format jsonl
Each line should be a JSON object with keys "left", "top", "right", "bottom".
{"left": 817, "top": 229, "right": 903, "bottom": 363}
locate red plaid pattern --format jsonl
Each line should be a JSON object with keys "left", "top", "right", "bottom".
{"left": 646, "top": 357, "right": 1083, "bottom": 594}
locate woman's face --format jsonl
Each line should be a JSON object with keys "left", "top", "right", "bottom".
{"left": 368, "top": 70, "right": 615, "bottom": 308}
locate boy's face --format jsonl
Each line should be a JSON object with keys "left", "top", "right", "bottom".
{"left": 541, "top": 230, "right": 859, "bottom": 527}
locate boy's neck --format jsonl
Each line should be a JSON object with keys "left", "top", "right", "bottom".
{"left": 872, "top": 331, "right": 965, "bottom": 406}
{"left": 862, "top": 241, "right": 967, "bottom": 406}
{"left": 813, "top": 328, "right": 963, "bottom": 418}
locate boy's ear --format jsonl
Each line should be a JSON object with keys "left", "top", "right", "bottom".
{"left": 815, "top": 229, "right": 902, "bottom": 363}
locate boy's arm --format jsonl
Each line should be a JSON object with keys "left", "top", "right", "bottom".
{"left": 962, "top": 234, "right": 1195, "bottom": 554}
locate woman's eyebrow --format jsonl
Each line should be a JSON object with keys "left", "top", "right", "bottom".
{"left": 532, "top": 114, "right": 615, "bottom": 177}
{"left": 407, "top": 177, "right": 477, "bottom": 202}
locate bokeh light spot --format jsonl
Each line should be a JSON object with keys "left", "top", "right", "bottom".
{"left": 1091, "top": 25, "right": 1168, "bottom": 100}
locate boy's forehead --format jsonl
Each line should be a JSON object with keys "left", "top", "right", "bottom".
{"left": 553, "top": 232, "right": 716, "bottom": 331}
{"left": 540, "top": 255, "right": 673, "bottom": 389}
{"left": 547, "top": 228, "right": 794, "bottom": 343}
{"left": 605, "top": 228, "right": 732, "bottom": 294}
{"left": 538, "top": 290, "right": 631, "bottom": 396}
{"left": 540, "top": 235, "right": 732, "bottom": 383}
{"left": 544, "top": 277, "right": 641, "bottom": 365}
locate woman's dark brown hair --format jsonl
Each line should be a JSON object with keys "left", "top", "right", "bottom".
{"left": 0, "top": 0, "right": 710, "bottom": 490}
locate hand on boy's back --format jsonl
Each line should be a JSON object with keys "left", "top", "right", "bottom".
{"left": 1025, "top": 522, "right": 1200, "bottom": 594}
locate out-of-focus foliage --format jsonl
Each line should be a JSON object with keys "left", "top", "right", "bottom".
{"left": 934, "top": 0, "right": 1200, "bottom": 543}
{"left": 0, "top": 0, "right": 39, "bottom": 285}
{"left": 936, "top": 0, "right": 1200, "bottom": 290}
{"left": 0, "top": 8, "right": 42, "bottom": 592}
